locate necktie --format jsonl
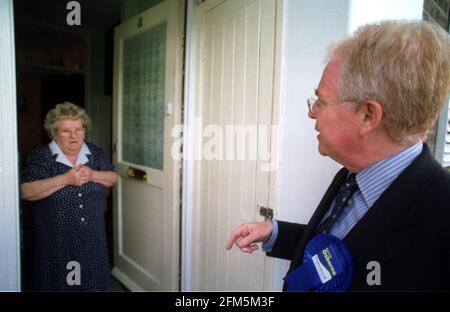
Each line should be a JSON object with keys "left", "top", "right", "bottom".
{"left": 315, "top": 173, "right": 359, "bottom": 235}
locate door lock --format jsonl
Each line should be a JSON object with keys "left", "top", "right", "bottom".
{"left": 257, "top": 204, "right": 273, "bottom": 221}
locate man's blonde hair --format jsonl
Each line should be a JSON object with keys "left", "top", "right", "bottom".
{"left": 44, "top": 101, "right": 91, "bottom": 139}
{"left": 329, "top": 20, "right": 450, "bottom": 143}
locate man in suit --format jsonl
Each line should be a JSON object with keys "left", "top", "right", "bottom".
{"left": 225, "top": 20, "right": 450, "bottom": 291}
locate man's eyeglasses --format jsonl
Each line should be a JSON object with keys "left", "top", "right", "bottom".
{"left": 307, "top": 97, "right": 357, "bottom": 116}
{"left": 307, "top": 98, "right": 322, "bottom": 116}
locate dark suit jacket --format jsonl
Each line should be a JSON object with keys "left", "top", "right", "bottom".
{"left": 268, "top": 144, "right": 450, "bottom": 291}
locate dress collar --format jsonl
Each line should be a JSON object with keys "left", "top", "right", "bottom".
{"left": 49, "top": 140, "right": 91, "bottom": 168}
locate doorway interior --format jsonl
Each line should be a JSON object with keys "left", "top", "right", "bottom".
{"left": 13, "top": 0, "right": 121, "bottom": 291}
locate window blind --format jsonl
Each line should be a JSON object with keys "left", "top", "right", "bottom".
{"left": 443, "top": 105, "right": 450, "bottom": 166}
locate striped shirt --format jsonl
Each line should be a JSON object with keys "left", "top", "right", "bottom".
{"left": 263, "top": 141, "right": 423, "bottom": 251}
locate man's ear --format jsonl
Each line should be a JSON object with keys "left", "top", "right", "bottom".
{"left": 357, "top": 100, "right": 383, "bottom": 136}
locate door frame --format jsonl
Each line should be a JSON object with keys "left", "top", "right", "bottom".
{"left": 181, "top": 0, "right": 284, "bottom": 291}
{"left": 0, "top": 0, "right": 21, "bottom": 291}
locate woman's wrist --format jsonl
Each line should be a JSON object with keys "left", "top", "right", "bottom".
{"left": 61, "top": 172, "right": 70, "bottom": 186}
{"left": 90, "top": 170, "right": 98, "bottom": 182}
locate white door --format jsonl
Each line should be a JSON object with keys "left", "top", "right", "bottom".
{"left": 191, "top": 0, "right": 280, "bottom": 290}
{"left": 0, "top": 0, "right": 21, "bottom": 291}
{"left": 112, "top": 0, "right": 184, "bottom": 291}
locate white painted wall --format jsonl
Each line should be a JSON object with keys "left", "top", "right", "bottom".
{"left": 349, "top": 0, "right": 424, "bottom": 33}
{"left": 273, "top": 0, "right": 424, "bottom": 290}
{"left": 273, "top": 0, "right": 350, "bottom": 291}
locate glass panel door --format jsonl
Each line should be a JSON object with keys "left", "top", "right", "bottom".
{"left": 122, "top": 23, "right": 166, "bottom": 170}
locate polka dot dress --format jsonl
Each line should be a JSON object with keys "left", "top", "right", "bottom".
{"left": 21, "top": 142, "right": 114, "bottom": 291}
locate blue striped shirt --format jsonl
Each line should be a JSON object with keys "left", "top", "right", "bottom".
{"left": 263, "top": 141, "right": 423, "bottom": 251}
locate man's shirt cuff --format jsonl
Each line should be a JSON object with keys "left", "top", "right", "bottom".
{"left": 261, "top": 220, "right": 278, "bottom": 252}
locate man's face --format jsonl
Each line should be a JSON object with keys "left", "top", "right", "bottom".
{"left": 309, "top": 61, "right": 360, "bottom": 164}
{"left": 54, "top": 118, "right": 85, "bottom": 156}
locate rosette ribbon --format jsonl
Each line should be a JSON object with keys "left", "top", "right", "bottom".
{"left": 284, "top": 234, "right": 353, "bottom": 291}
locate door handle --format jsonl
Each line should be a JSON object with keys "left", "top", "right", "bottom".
{"left": 257, "top": 204, "right": 273, "bottom": 221}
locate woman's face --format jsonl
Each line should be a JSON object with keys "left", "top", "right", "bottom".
{"left": 54, "top": 118, "right": 85, "bottom": 156}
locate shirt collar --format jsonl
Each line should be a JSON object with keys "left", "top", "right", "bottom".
{"left": 355, "top": 141, "right": 423, "bottom": 208}
{"left": 49, "top": 140, "right": 91, "bottom": 168}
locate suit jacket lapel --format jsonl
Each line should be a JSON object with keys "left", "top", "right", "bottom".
{"left": 289, "top": 167, "right": 349, "bottom": 269}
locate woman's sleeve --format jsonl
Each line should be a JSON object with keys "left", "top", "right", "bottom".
{"left": 91, "top": 145, "right": 115, "bottom": 172}
{"left": 20, "top": 150, "right": 51, "bottom": 184}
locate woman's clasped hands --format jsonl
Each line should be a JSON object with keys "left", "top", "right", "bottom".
{"left": 66, "top": 164, "right": 93, "bottom": 187}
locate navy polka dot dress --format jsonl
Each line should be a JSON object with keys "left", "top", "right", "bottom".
{"left": 21, "top": 142, "right": 114, "bottom": 291}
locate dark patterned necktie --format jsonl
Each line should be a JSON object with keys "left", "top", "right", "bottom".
{"left": 315, "top": 173, "right": 359, "bottom": 235}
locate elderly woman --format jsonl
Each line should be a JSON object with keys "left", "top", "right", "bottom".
{"left": 20, "top": 102, "right": 117, "bottom": 291}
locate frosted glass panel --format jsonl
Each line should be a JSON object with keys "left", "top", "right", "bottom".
{"left": 122, "top": 23, "right": 166, "bottom": 170}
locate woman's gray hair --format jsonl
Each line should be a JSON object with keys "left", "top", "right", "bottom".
{"left": 44, "top": 101, "right": 91, "bottom": 139}
{"left": 328, "top": 20, "right": 450, "bottom": 144}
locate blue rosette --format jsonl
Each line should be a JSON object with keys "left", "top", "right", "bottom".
{"left": 284, "top": 234, "right": 353, "bottom": 291}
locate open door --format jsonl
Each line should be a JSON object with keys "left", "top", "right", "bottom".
{"left": 112, "top": 0, "right": 184, "bottom": 291}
